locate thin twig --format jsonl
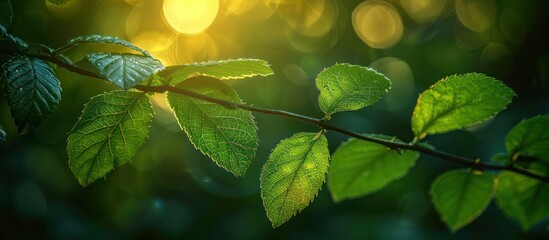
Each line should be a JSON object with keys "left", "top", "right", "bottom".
{"left": 2, "top": 47, "right": 547, "bottom": 183}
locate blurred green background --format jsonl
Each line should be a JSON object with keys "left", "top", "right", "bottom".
{"left": 1, "top": 0, "right": 548, "bottom": 239}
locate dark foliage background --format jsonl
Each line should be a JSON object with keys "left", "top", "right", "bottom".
{"left": 1, "top": 0, "right": 548, "bottom": 239}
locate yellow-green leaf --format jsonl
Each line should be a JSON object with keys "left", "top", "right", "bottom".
{"left": 260, "top": 132, "right": 329, "bottom": 227}
{"left": 412, "top": 73, "right": 514, "bottom": 140}
{"left": 67, "top": 91, "right": 153, "bottom": 186}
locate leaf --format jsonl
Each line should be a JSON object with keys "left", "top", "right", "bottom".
{"left": 0, "top": 32, "right": 29, "bottom": 51}
{"left": 412, "top": 73, "right": 514, "bottom": 140}
{"left": 67, "top": 91, "right": 153, "bottom": 187}
{"left": 47, "top": 0, "right": 71, "bottom": 5}
{"left": 315, "top": 63, "right": 391, "bottom": 117}
{"left": 506, "top": 115, "right": 549, "bottom": 162}
{"left": 430, "top": 170, "right": 496, "bottom": 232}
{"left": 1, "top": 0, "right": 13, "bottom": 28}
{"left": 56, "top": 34, "right": 152, "bottom": 57}
{"left": 0, "top": 123, "right": 6, "bottom": 143}
{"left": 327, "top": 135, "right": 419, "bottom": 202}
{"left": 77, "top": 53, "right": 164, "bottom": 90}
{"left": 495, "top": 166, "right": 549, "bottom": 230}
{"left": 159, "top": 59, "right": 273, "bottom": 86}
{"left": 2, "top": 55, "right": 61, "bottom": 132}
{"left": 260, "top": 132, "right": 330, "bottom": 228}
{"left": 166, "top": 77, "right": 257, "bottom": 176}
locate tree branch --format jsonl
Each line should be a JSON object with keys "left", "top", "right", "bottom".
{"left": 2, "top": 47, "right": 547, "bottom": 183}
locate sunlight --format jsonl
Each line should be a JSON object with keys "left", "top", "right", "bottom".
{"left": 162, "top": 0, "right": 219, "bottom": 35}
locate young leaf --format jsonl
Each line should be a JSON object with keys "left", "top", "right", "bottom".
{"left": 1, "top": 0, "right": 13, "bottom": 28}
{"left": 2, "top": 55, "right": 61, "bottom": 132}
{"left": 495, "top": 166, "right": 549, "bottom": 230}
{"left": 67, "top": 91, "right": 153, "bottom": 187}
{"left": 166, "top": 77, "right": 257, "bottom": 176}
{"left": 412, "top": 73, "right": 514, "bottom": 140}
{"left": 430, "top": 170, "right": 496, "bottom": 232}
{"left": 0, "top": 123, "right": 6, "bottom": 143}
{"left": 260, "top": 132, "right": 329, "bottom": 228}
{"left": 159, "top": 59, "right": 273, "bottom": 86}
{"left": 327, "top": 136, "right": 418, "bottom": 202}
{"left": 77, "top": 53, "right": 164, "bottom": 90}
{"left": 55, "top": 34, "right": 152, "bottom": 57}
{"left": 315, "top": 63, "right": 391, "bottom": 117}
{"left": 505, "top": 115, "right": 549, "bottom": 162}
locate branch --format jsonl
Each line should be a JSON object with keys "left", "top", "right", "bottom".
{"left": 2, "top": 47, "right": 548, "bottom": 183}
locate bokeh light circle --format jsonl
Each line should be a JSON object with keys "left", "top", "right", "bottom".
{"left": 162, "top": 0, "right": 219, "bottom": 35}
{"left": 352, "top": 0, "right": 403, "bottom": 49}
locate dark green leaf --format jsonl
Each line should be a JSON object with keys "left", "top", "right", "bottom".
{"left": 412, "top": 73, "right": 514, "bottom": 140}
{"left": 67, "top": 91, "right": 153, "bottom": 187}
{"left": 55, "top": 34, "right": 152, "bottom": 57}
{"left": 506, "top": 115, "right": 549, "bottom": 162}
{"left": 2, "top": 55, "right": 61, "bottom": 132}
{"left": 1, "top": 0, "right": 13, "bottom": 28}
{"left": 159, "top": 59, "right": 273, "bottom": 86}
{"left": 316, "top": 63, "right": 391, "bottom": 117}
{"left": 430, "top": 170, "right": 496, "bottom": 232}
{"left": 77, "top": 53, "right": 163, "bottom": 89}
{"left": 327, "top": 136, "right": 418, "bottom": 202}
{"left": 495, "top": 165, "right": 549, "bottom": 230}
{"left": 260, "top": 132, "right": 329, "bottom": 227}
{"left": 1, "top": 32, "right": 29, "bottom": 51}
{"left": 0, "top": 123, "right": 6, "bottom": 143}
{"left": 166, "top": 77, "right": 257, "bottom": 176}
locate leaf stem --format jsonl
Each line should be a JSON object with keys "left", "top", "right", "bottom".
{"left": 3, "top": 46, "right": 547, "bottom": 183}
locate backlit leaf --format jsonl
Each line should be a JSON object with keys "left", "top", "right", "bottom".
{"left": 56, "top": 34, "right": 152, "bottom": 57}
{"left": 328, "top": 135, "right": 418, "bottom": 202}
{"left": 495, "top": 165, "right": 549, "bottom": 230}
{"left": 67, "top": 91, "right": 153, "bottom": 187}
{"left": 506, "top": 115, "right": 549, "bottom": 162}
{"left": 316, "top": 63, "right": 391, "bottom": 117}
{"left": 430, "top": 170, "right": 496, "bottom": 232}
{"left": 159, "top": 59, "right": 273, "bottom": 86}
{"left": 260, "top": 132, "right": 329, "bottom": 227}
{"left": 77, "top": 53, "right": 163, "bottom": 89}
{"left": 412, "top": 73, "right": 514, "bottom": 140}
{"left": 166, "top": 77, "right": 257, "bottom": 176}
{"left": 2, "top": 55, "right": 61, "bottom": 132}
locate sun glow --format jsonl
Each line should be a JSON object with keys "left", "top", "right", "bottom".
{"left": 162, "top": 0, "right": 219, "bottom": 35}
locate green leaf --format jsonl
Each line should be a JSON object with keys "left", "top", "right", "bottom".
{"left": 67, "top": 91, "right": 153, "bottom": 187}
{"left": 495, "top": 166, "right": 549, "bottom": 230}
{"left": 166, "top": 77, "right": 257, "bottom": 176}
{"left": 412, "top": 73, "right": 514, "bottom": 140}
{"left": 327, "top": 135, "right": 418, "bottom": 202}
{"left": 55, "top": 34, "right": 152, "bottom": 57}
{"left": 506, "top": 115, "right": 549, "bottom": 162}
{"left": 159, "top": 59, "right": 273, "bottom": 86}
{"left": 315, "top": 63, "right": 391, "bottom": 117}
{"left": 1, "top": 0, "right": 13, "bottom": 28}
{"left": 0, "top": 123, "right": 6, "bottom": 143}
{"left": 2, "top": 55, "right": 61, "bottom": 132}
{"left": 430, "top": 170, "right": 496, "bottom": 232}
{"left": 77, "top": 53, "right": 164, "bottom": 90}
{"left": 260, "top": 132, "right": 329, "bottom": 227}
{"left": 47, "top": 0, "right": 71, "bottom": 5}
{"left": 1, "top": 32, "right": 29, "bottom": 51}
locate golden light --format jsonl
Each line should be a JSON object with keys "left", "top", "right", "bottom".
{"left": 400, "top": 0, "right": 447, "bottom": 23}
{"left": 162, "top": 0, "right": 219, "bottom": 35}
{"left": 456, "top": 0, "right": 497, "bottom": 32}
{"left": 352, "top": 1, "right": 403, "bottom": 49}
{"left": 278, "top": 0, "right": 336, "bottom": 37}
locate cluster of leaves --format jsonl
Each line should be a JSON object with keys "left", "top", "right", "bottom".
{"left": 1, "top": 0, "right": 549, "bottom": 232}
